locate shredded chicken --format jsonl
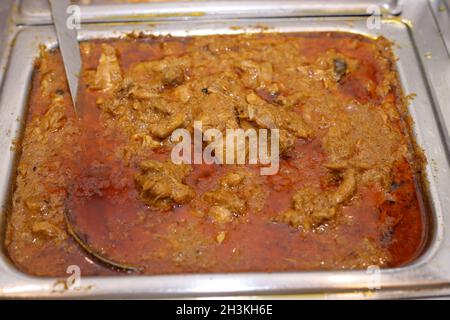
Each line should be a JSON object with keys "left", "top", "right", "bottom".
{"left": 198, "top": 171, "right": 266, "bottom": 224}
{"left": 86, "top": 44, "right": 123, "bottom": 93}
{"left": 279, "top": 169, "right": 356, "bottom": 230}
{"left": 135, "top": 160, "right": 195, "bottom": 210}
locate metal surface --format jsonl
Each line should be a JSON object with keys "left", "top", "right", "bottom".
{"left": 49, "top": 0, "right": 82, "bottom": 110}
{"left": 0, "top": 0, "right": 16, "bottom": 88}
{"left": 1, "top": 1, "right": 450, "bottom": 298}
{"left": 17, "top": 0, "right": 401, "bottom": 25}
{"left": 0, "top": 1, "right": 12, "bottom": 70}
{"left": 430, "top": 0, "right": 450, "bottom": 59}
{"left": 413, "top": 0, "right": 450, "bottom": 159}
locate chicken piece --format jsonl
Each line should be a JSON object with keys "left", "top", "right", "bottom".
{"left": 141, "top": 97, "right": 192, "bottom": 139}
{"left": 279, "top": 168, "right": 356, "bottom": 230}
{"left": 40, "top": 94, "right": 66, "bottom": 132}
{"left": 24, "top": 195, "right": 48, "bottom": 213}
{"left": 194, "top": 92, "right": 240, "bottom": 132}
{"left": 131, "top": 133, "right": 161, "bottom": 149}
{"left": 190, "top": 72, "right": 248, "bottom": 106}
{"left": 203, "top": 172, "right": 247, "bottom": 223}
{"left": 38, "top": 49, "right": 65, "bottom": 99}
{"left": 135, "top": 160, "right": 195, "bottom": 210}
{"left": 87, "top": 44, "right": 123, "bottom": 93}
{"left": 40, "top": 72, "right": 56, "bottom": 98}
{"left": 125, "top": 56, "right": 190, "bottom": 99}
{"left": 239, "top": 97, "right": 313, "bottom": 154}
{"left": 32, "top": 221, "right": 66, "bottom": 240}
{"left": 333, "top": 168, "right": 356, "bottom": 204}
{"left": 220, "top": 172, "right": 244, "bottom": 187}
{"left": 312, "top": 49, "right": 358, "bottom": 88}
{"left": 237, "top": 60, "right": 273, "bottom": 89}
{"left": 280, "top": 187, "right": 336, "bottom": 230}
{"left": 101, "top": 93, "right": 191, "bottom": 141}
{"left": 205, "top": 190, "right": 246, "bottom": 223}
{"left": 322, "top": 103, "right": 403, "bottom": 190}
{"left": 200, "top": 171, "right": 265, "bottom": 224}
{"left": 246, "top": 104, "right": 312, "bottom": 139}
{"left": 149, "top": 112, "right": 188, "bottom": 139}
{"left": 333, "top": 58, "right": 348, "bottom": 82}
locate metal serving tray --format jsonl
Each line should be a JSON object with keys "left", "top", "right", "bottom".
{"left": 1, "top": 1, "right": 450, "bottom": 299}
{"left": 16, "top": 0, "right": 401, "bottom": 25}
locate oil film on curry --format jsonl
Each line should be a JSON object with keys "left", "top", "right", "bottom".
{"left": 5, "top": 30, "right": 427, "bottom": 275}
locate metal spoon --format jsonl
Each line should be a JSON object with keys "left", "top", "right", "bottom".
{"left": 49, "top": 0, "right": 81, "bottom": 116}
{"left": 64, "top": 191, "right": 142, "bottom": 272}
{"left": 48, "top": 1, "right": 138, "bottom": 270}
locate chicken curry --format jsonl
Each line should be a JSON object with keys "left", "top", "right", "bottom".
{"left": 5, "top": 32, "right": 428, "bottom": 276}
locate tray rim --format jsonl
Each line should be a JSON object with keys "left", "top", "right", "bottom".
{"left": 16, "top": 0, "right": 402, "bottom": 25}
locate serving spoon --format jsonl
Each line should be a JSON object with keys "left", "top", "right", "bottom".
{"left": 65, "top": 200, "right": 140, "bottom": 272}
{"left": 64, "top": 189, "right": 145, "bottom": 272}
{"left": 49, "top": 0, "right": 137, "bottom": 270}
{"left": 49, "top": 0, "right": 81, "bottom": 116}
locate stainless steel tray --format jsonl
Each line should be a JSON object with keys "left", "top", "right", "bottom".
{"left": 0, "top": 11, "right": 450, "bottom": 297}
{"left": 16, "top": 0, "right": 401, "bottom": 24}
{"left": 1, "top": 1, "right": 450, "bottom": 299}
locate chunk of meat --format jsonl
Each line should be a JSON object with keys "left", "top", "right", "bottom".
{"left": 86, "top": 44, "right": 123, "bottom": 93}
{"left": 95, "top": 53, "right": 193, "bottom": 144}
{"left": 333, "top": 58, "right": 348, "bottom": 82}
{"left": 203, "top": 173, "right": 247, "bottom": 223}
{"left": 142, "top": 97, "right": 192, "bottom": 139}
{"left": 220, "top": 172, "right": 244, "bottom": 187}
{"left": 32, "top": 221, "right": 66, "bottom": 240}
{"left": 247, "top": 104, "right": 312, "bottom": 137}
{"left": 101, "top": 94, "right": 191, "bottom": 142}
{"left": 125, "top": 56, "right": 190, "bottom": 99}
{"left": 194, "top": 92, "right": 240, "bottom": 132}
{"left": 190, "top": 73, "right": 249, "bottom": 108}
{"left": 131, "top": 133, "right": 161, "bottom": 149}
{"left": 280, "top": 187, "right": 336, "bottom": 230}
{"left": 39, "top": 94, "right": 67, "bottom": 132}
{"left": 198, "top": 171, "right": 266, "bottom": 224}
{"left": 135, "top": 160, "right": 195, "bottom": 210}
{"left": 207, "top": 204, "right": 238, "bottom": 224}
{"left": 149, "top": 111, "right": 188, "bottom": 139}
{"left": 312, "top": 49, "right": 358, "bottom": 89}
{"left": 236, "top": 60, "right": 273, "bottom": 89}
{"left": 40, "top": 72, "right": 57, "bottom": 98}
{"left": 333, "top": 168, "right": 357, "bottom": 204}
{"left": 323, "top": 103, "right": 404, "bottom": 190}
{"left": 239, "top": 96, "right": 313, "bottom": 154}
{"left": 279, "top": 168, "right": 356, "bottom": 230}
